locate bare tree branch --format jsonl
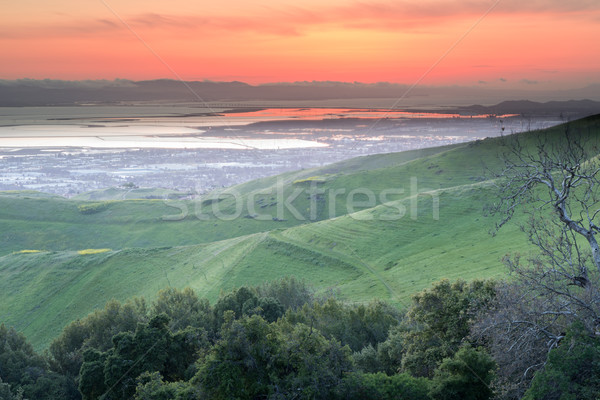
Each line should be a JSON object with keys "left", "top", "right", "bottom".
{"left": 476, "top": 119, "right": 600, "bottom": 399}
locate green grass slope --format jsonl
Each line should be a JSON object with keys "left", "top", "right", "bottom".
{"left": 0, "top": 143, "right": 467, "bottom": 256}
{"left": 0, "top": 184, "right": 527, "bottom": 349}
{"left": 1, "top": 115, "right": 599, "bottom": 349}
{"left": 72, "top": 187, "right": 192, "bottom": 201}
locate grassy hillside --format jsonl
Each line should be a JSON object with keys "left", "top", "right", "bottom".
{"left": 0, "top": 144, "right": 464, "bottom": 256}
{"left": 1, "top": 115, "right": 599, "bottom": 349}
{"left": 0, "top": 140, "right": 498, "bottom": 257}
{"left": 71, "top": 187, "right": 192, "bottom": 201}
{"left": 0, "top": 184, "right": 528, "bottom": 349}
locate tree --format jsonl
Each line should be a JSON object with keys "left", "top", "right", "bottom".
{"left": 256, "top": 276, "right": 315, "bottom": 311}
{"left": 272, "top": 321, "right": 352, "bottom": 399}
{"left": 284, "top": 298, "right": 402, "bottom": 353}
{"left": 151, "top": 287, "right": 214, "bottom": 333}
{"left": 473, "top": 282, "right": 555, "bottom": 399}
{"left": 0, "top": 324, "right": 73, "bottom": 400}
{"left": 133, "top": 372, "right": 198, "bottom": 400}
{"left": 195, "top": 314, "right": 353, "bottom": 400}
{"left": 212, "top": 285, "right": 290, "bottom": 329}
{"left": 0, "top": 324, "right": 45, "bottom": 388}
{"left": 48, "top": 298, "right": 147, "bottom": 379}
{"left": 491, "top": 119, "right": 600, "bottom": 272}
{"left": 0, "top": 379, "right": 25, "bottom": 400}
{"left": 480, "top": 117, "right": 600, "bottom": 397}
{"left": 488, "top": 119, "right": 600, "bottom": 336}
{"left": 195, "top": 314, "right": 276, "bottom": 399}
{"left": 78, "top": 315, "right": 206, "bottom": 400}
{"left": 333, "top": 372, "right": 430, "bottom": 400}
{"left": 429, "top": 346, "right": 495, "bottom": 400}
{"left": 78, "top": 349, "right": 107, "bottom": 400}
{"left": 400, "top": 279, "right": 496, "bottom": 377}
{"left": 522, "top": 321, "right": 600, "bottom": 400}
{"left": 372, "top": 325, "right": 405, "bottom": 374}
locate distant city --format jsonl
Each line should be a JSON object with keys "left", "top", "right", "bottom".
{"left": 0, "top": 106, "right": 565, "bottom": 197}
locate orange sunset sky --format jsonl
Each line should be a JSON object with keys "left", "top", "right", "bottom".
{"left": 1, "top": 0, "right": 599, "bottom": 89}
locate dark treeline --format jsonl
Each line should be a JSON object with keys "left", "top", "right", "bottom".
{"left": 2, "top": 276, "right": 597, "bottom": 400}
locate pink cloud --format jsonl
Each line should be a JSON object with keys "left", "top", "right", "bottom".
{"left": 2, "top": 0, "right": 599, "bottom": 40}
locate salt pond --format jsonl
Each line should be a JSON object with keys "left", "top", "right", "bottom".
{"left": 0, "top": 123, "right": 328, "bottom": 149}
{"left": 0, "top": 107, "right": 522, "bottom": 150}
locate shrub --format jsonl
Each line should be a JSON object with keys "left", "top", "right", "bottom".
{"left": 77, "top": 201, "right": 113, "bottom": 214}
{"left": 77, "top": 249, "right": 111, "bottom": 255}
{"left": 334, "top": 372, "right": 430, "bottom": 400}
{"left": 292, "top": 176, "right": 327, "bottom": 185}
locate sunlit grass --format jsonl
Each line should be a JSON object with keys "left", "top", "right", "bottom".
{"left": 77, "top": 248, "right": 111, "bottom": 255}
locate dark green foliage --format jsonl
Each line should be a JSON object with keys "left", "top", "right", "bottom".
{"left": 352, "top": 345, "right": 381, "bottom": 373}
{"left": 134, "top": 372, "right": 198, "bottom": 400}
{"left": 429, "top": 346, "right": 495, "bottom": 400}
{"left": 0, "top": 324, "right": 45, "bottom": 386}
{"left": 196, "top": 315, "right": 353, "bottom": 400}
{"left": 196, "top": 315, "right": 278, "bottom": 399}
{"left": 163, "top": 328, "right": 208, "bottom": 382}
{"left": 334, "top": 372, "right": 431, "bottom": 400}
{"left": 213, "top": 286, "right": 259, "bottom": 323}
{"left": 48, "top": 298, "right": 147, "bottom": 379}
{"left": 78, "top": 315, "right": 206, "bottom": 400}
{"left": 272, "top": 321, "right": 352, "bottom": 399}
{"left": 1, "top": 279, "right": 518, "bottom": 400}
{"left": 101, "top": 315, "right": 172, "bottom": 399}
{"left": 256, "top": 297, "right": 285, "bottom": 323}
{"left": 0, "top": 324, "right": 73, "bottom": 400}
{"left": 401, "top": 279, "right": 496, "bottom": 377}
{"left": 24, "top": 373, "right": 79, "bottom": 400}
{"left": 0, "top": 379, "right": 23, "bottom": 400}
{"left": 256, "top": 276, "right": 315, "bottom": 311}
{"left": 374, "top": 325, "right": 405, "bottom": 374}
{"left": 522, "top": 322, "right": 600, "bottom": 400}
{"left": 151, "top": 287, "right": 214, "bottom": 333}
{"left": 285, "top": 298, "right": 402, "bottom": 352}
{"left": 213, "top": 285, "right": 287, "bottom": 327}
{"left": 78, "top": 350, "right": 107, "bottom": 400}
{"left": 353, "top": 325, "right": 405, "bottom": 375}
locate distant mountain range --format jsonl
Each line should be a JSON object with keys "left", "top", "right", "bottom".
{"left": 460, "top": 99, "right": 600, "bottom": 116}
{"left": 1, "top": 79, "right": 600, "bottom": 109}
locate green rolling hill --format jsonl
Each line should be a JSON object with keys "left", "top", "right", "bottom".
{"left": 71, "top": 187, "right": 192, "bottom": 201}
{"left": 1, "top": 115, "right": 599, "bottom": 349}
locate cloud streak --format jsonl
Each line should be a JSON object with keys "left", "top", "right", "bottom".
{"left": 3, "top": 0, "right": 599, "bottom": 40}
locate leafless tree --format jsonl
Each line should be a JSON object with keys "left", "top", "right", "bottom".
{"left": 492, "top": 122, "right": 600, "bottom": 272}
{"left": 475, "top": 118, "right": 600, "bottom": 398}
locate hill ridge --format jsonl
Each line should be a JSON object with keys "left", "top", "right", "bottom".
{"left": 2, "top": 115, "right": 600, "bottom": 348}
